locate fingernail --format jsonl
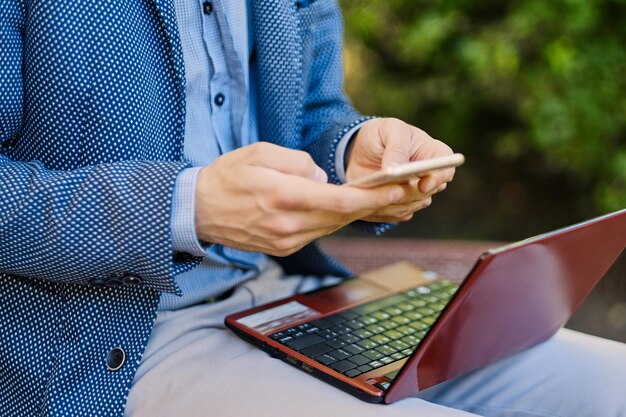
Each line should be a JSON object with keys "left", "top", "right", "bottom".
{"left": 314, "top": 167, "right": 328, "bottom": 183}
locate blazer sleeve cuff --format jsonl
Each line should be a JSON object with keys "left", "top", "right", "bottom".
{"left": 328, "top": 116, "right": 375, "bottom": 185}
{"left": 330, "top": 117, "right": 397, "bottom": 236}
{"left": 333, "top": 123, "right": 365, "bottom": 184}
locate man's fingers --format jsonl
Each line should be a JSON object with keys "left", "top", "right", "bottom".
{"left": 418, "top": 168, "right": 455, "bottom": 193}
{"left": 265, "top": 223, "right": 346, "bottom": 256}
{"left": 364, "top": 198, "right": 432, "bottom": 220}
{"left": 380, "top": 119, "right": 414, "bottom": 169}
{"left": 245, "top": 142, "right": 327, "bottom": 183}
{"left": 419, "top": 175, "right": 438, "bottom": 194}
{"left": 273, "top": 173, "right": 405, "bottom": 214}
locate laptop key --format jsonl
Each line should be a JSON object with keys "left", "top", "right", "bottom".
{"left": 376, "top": 345, "right": 397, "bottom": 356}
{"left": 417, "top": 286, "right": 431, "bottom": 295}
{"left": 391, "top": 352, "right": 405, "bottom": 360}
{"left": 364, "top": 324, "right": 386, "bottom": 334}
{"left": 270, "top": 332, "right": 285, "bottom": 340}
{"left": 344, "top": 368, "right": 362, "bottom": 378}
{"left": 368, "top": 360, "right": 384, "bottom": 369}
{"left": 378, "top": 320, "right": 399, "bottom": 330}
{"left": 406, "top": 311, "right": 424, "bottom": 321}
{"left": 382, "top": 307, "right": 403, "bottom": 316}
{"left": 316, "top": 354, "right": 338, "bottom": 365}
{"left": 430, "top": 303, "right": 446, "bottom": 312}
{"left": 397, "top": 302, "right": 415, "bottom": 312}
{"left": 343, "top": 344, "right": 365, "bottom": 355}
{"left": 357, "top": 364, "right": 373, "bottom": 373}
{"left": 339, "top": 334, "right": 360, "bottom": 344}
{"left": 286, "top": 334, "right": 325, "bottom": 351}
{"left": 361, "top": 315, "right": 378, "bottom": 325}
{"left": 329, "top": 324, "right": 352, "bottom": 335}
{"left": 389, "top": 340, "right": 410, "bottom": 351}
{"left": 395, "top": 325, "right": 416, "bottom": 336}
{"left": 362, "top": 349, "right": 383, "bottom": 361}
{"left": 372, "top": 311, "right": 390, "bottom": 321}
{"left": 401, "top": 335, "right": 420, "bottom": 345}
{"left": 353, "top": 329, "right": 374, "bottom": 339}
{"left": 300, "top": 342, "right": 333, "bottom": 358}
{"left": 380, "top": 356, "right": 395, "bottom": 365}
{"left": 326, "top": 338, "right": 346, "bottom": 349}
{"left": 383, "top": 330, "right": 404, "bottom": 340}
{"left": 391, "top": 316, "right": 411, "bottom": 325}
{"left": 353, "top": 294, "right": 408, "bottom": 315}
{"left": 331, "top": 349, "right": 351, "bottom": 361}
{"left": 357, "top": 339, "right": 379, "bottom": 350}
{"left": 318, "top": 329, "right": 339, "bottom": 340}
{"left": 418, "top": 307, "right": 435, "bottom": 316}
{"left": 409, "top": 321, "right": 429, "bottom": 331}
{"left": 409, "top": 299, "right": 427, "bottom": 308}
{"left": 348, "top": 354, "right": 370, "bottom": 366}
{"left": 345, "top": 319, "right": 365, "bottom": 330}
{"left": 371, "top": 334, "right": 391, "bottom": 345}
{"left": 330, "top": 360, "right": 356, "bottom": 373}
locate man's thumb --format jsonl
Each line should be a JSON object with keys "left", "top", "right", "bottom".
{"left": 381, "top": 140, "right": 411, "bottom": 169}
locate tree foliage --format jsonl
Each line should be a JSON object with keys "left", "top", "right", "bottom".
{"left": 341, "top": 0, "right": 626, "bottom": 239}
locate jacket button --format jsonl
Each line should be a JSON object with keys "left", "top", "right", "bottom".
{"left": 122, "top": 275, "right": 143, "bottom": 285}
{"left": 106, "top": 347, "right": 126, "bottom": 371}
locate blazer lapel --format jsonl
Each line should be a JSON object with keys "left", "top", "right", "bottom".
{"left": 250, "top": 0, "right": 303, "bottom": 149}
{"left": 151, "top": 0, "right": 187, "bottom": 158}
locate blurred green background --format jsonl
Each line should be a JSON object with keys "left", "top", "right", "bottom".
{"left": 337, "top": 0, "right": 626, "bottom": 341}
{"left": 340, "top": 0, "right": 626, "bottom": 241}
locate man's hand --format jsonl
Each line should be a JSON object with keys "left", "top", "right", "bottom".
{"left": 195, "top": 143, "right": 412, "bottom": 256}
{"left": 346, "top": 118, "right": 456, "bottom": 223}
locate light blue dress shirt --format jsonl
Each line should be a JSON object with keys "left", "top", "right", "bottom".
{"left": 163, "top": 0, "right": 354, "bottom": 310}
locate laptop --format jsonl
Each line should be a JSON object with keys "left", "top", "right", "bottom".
{"left": 225, "top": 208, "right": 626, "bottom": 404}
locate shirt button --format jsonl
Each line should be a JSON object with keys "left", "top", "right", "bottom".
{"left": 203, "top": 1, "right": 213, "bottom": 15}
{"left": 214, "top": 93, "right": 225, "bottom": 106}
{"left": 106, "top": 347, "right": 126, "bottom": 371}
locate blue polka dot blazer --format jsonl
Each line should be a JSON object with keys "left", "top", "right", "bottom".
{"left": 0, "top": 0, "right": 386, "bottom": 414}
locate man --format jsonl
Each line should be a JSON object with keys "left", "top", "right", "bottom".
{"left": 1, "top": 0, "right": 624, "bottom": 416}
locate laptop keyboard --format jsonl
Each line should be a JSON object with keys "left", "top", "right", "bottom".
{"left": 269, "top": 280, "right": 459, "bottom": 380}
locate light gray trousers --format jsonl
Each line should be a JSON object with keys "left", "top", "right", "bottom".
{"left": 126, "top": 260, "right": 626, "bottom": 417}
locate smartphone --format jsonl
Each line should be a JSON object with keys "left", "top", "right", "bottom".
{"left": 345, "top": 153, "right": 465, "bottom": 188}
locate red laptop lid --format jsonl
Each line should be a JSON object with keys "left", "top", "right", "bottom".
{"left": 386, "top": 208, "right": 626, "bottom": 403}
